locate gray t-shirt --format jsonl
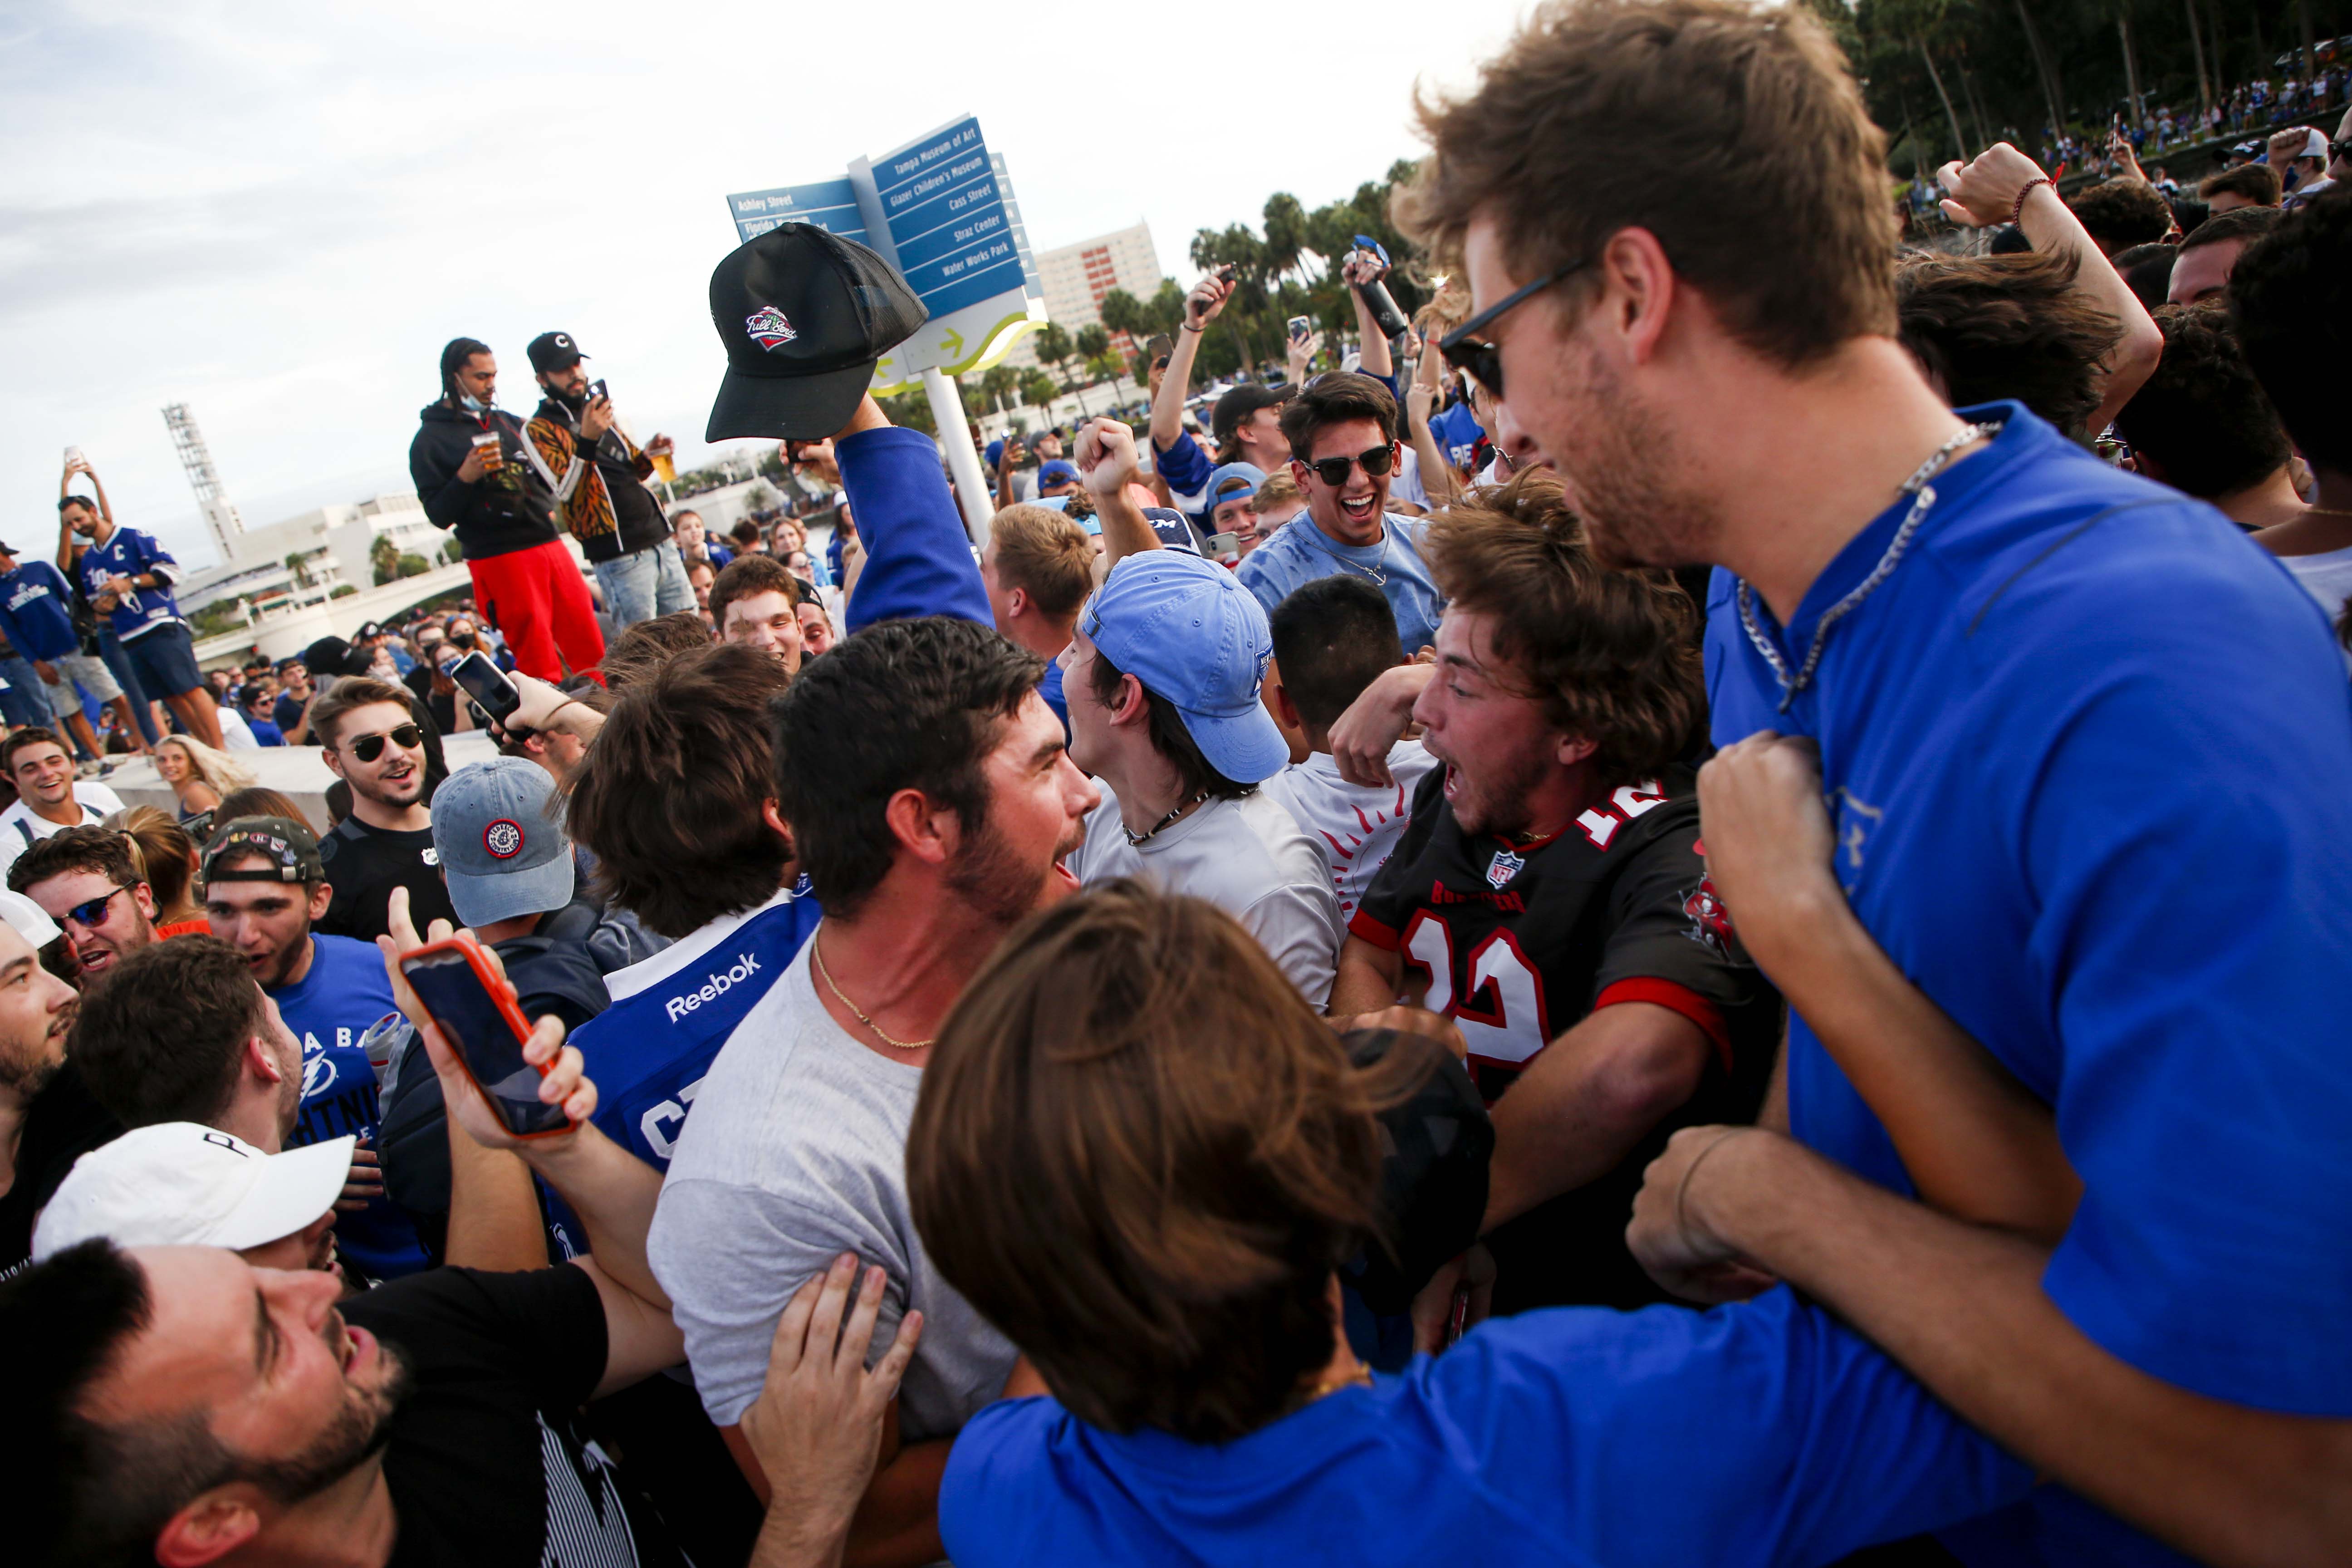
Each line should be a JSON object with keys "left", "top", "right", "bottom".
{"left": 646, "top": 937, "right": 1014, "bottom": 1441}
{"left": 1068, "top": 787, "right": 1343, "bottom": 1006}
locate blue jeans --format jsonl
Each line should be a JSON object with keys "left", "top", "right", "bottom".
{"left": 591, "top": 541, "right": 694, "bottom": 630}
{"left": 98, "top": 628, "right": 162, "bottom": 745}
{"left": 0, "top": 653, "right": 50, "bottom": 730}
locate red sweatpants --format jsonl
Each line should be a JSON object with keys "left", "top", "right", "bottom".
{"left": 468, "top": 539, "right": 605, "bottom": 681}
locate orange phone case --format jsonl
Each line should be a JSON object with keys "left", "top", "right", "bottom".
{"left": 399, "top": 936, "right": 573, "bottom": 1139}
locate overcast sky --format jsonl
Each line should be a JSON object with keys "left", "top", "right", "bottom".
{"left": 0, "top": 0, "right": 1527, "bottom": 567}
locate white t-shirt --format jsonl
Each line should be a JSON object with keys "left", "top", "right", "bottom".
{"left": 0, "top": 781, "right": 126, "bottom": 885}
{"left": 1069, "top": 786, "right": 1343, "bottom": 1006}
{"left": 1391, "top": 444, "right": 1431, "bottom": 511}
{"left": 646, "top": 938, "right": 1014, "bottom": 1442}
{"left": 2280, "top": 545, "right": 2352, "bottom": 672}
{"left": 1259, "top": 741, "right": 1441, "bottom": 922}
{"left": 218, "top": 706, "right": 260, "bottom": 751}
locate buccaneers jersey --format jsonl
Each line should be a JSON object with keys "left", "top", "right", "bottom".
{"left": 1351, "top": 764, "right": 1778, "bottom": 1310}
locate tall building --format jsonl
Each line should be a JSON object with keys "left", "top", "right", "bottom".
{"left": 1001, "top": 220, "right": 1163, "bottom": 372}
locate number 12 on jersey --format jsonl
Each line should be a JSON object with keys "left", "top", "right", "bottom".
{"left": 1401, "top": 913, "right": 1553, "bottom": 1066}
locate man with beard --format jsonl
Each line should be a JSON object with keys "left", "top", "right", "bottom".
{"left": 1, "top": 924, "right": 705, "bottom": 1568}
{"left": 1328, "top": 474, "right": 1774, "bottom": 1312}
{"left": 11, "top": 825, "right": 159, "bottom": 983}
{"left": 525, "top": 331, "right": 691, "bottom": 631}
{"left": 0, "top": 891, "right": 115, "bottom": 1276}
{"left": 649, "top": 614, "right": 1099, "bottom": 1568}
{"left": 1058, "top": 420, "right": 1343, "bottom": 1005}
{"left": 1235, "top": 374, "right": 1443, "bottom": 657}
{"left": 1401, "top": 1, "right": 2352, "bottom": 1560}
{"left": 307, "top": 678, "right": 460, "bottom": 943}
{"left": 202, "top": 818, "right": 425, "bottom": 1281}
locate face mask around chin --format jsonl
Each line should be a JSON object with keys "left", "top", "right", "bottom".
{"left": 458, "top": 393, "right": 487, "bottom": 413}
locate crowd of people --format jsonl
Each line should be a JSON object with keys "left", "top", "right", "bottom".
{"left": 6, "top": 0, "right": 2352, "bottom": 1565}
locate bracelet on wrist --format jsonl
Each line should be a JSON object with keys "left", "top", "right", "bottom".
{"left": 2011, "top": 176, "right": 2056, "bottom": 225}
{"left": 1181, "top": 322, "right": 1205, "bottom": 333}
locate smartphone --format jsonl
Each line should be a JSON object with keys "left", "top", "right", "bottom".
{"left": 1215, "top": 263, "right": 1238, "bottom": 284}
{"left": 587, "top": 377, "right": 610, "bottom": 403}
{"left": 449, "top": 650, "right": 520, "bottom": 725}
{"left": 1208, "top": 531, "right": 1242, "bottom": 562}
{"left": 1287, "top": 315, "right": 1312, "bottom": 345}
{"left": 399, "top": 940, "right": 571, "bottom": 1137}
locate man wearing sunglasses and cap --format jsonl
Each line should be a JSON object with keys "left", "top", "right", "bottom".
{"left": 1234, "top": 373, "right": 1443, "bottom": 658}
{"left": 308, "top": 677, "right": 461, "bottom": 945}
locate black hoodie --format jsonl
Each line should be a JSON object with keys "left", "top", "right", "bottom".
{"left": 407, "top": 403, "right": 563, "bottom": 561}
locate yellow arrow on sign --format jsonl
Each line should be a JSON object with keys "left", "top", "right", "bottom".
{"left": 938, "top": 328, "right": 964, "bottom": 359}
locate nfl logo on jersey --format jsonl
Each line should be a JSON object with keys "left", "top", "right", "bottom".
{"left": 1485, "top": 849, "right": 1525, "bottom": 889}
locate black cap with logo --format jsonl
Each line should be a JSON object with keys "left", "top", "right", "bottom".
{"left": 705, "top": 224, "right": 929, "bottom": 442}
{"left": 527, "top": 332, "right": 586, "bottom": 374}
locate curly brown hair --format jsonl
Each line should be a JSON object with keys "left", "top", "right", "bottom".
{"left": 2068, "top": 178, "right": 2176, "bottom": 253}
{"left": 1420, "top": 470, "right": 1703, "bottom": 789}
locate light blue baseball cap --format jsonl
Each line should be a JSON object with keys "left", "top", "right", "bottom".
{"left": 1080, "top": 549, "right": 1288, "bottom": 784}
{"left": 1205, "top": 462, "right": 1266, "bottom": 507}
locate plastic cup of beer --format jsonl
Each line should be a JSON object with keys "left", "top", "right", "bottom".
{"left": 471, "top": 431, "right": 505, "bottom": 474}
{"left": 652, "top": 451, "right": 676, "bottom": 484}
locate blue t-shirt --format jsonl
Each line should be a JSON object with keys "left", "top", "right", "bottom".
{"left": 1038, "top": 655, "right": 1069, "bottom": 739}
{"left": 1152, "top": 429, "right": 1214, "bottom": 516}
{"left": 77, "top": 526, "right": 185, "bottom": 641}
{"left": 246, "top": 717, "right": 286, "bottom": 746}
{"left": 1429, "top": 400, "right": 1484, "bottom": 472}
{"left": 1236, "top": 514, "right": 1441, "bottom": 656}
{"left": 569, "top": 882, "right": 823, "bottom": 1171}
{"left": 275, "top": 933, "right": 429, "bottom": 1280}
{"left": 0, "top": 561, "right": 84, "bottom": 662}
{"left": 1705, "top": 405, "right": 2352, "bottom": 1562}
{"left": 941, "top": 1287, "right": 2030, "bottom": 1568}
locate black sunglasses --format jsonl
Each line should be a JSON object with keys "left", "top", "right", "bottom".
{"left": 63, "top": 885, "right": 127, "bottom": 931}
{"left": 1438, "top": 255, "right": 1592, "bottom": 400}
{"left": 1303, "top": 445, "right": 1397, "bottom": 487}
{"left": 347, "top": 722, "right": 423, "bottom": 763}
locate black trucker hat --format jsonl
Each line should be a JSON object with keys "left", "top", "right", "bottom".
{"left": 705, "top": 224, "right": 929, "bottom": 442}
{"left": 527, "top": 331, "right": 585, "bottom": 373}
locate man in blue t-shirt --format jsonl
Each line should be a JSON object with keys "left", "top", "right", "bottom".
{"left": 1235, "top": 374, "right": 1441, "bottom": 657}
{"left": 57, "top": 471, "right": 225, "bottom": 750}
{"left": 914, "top": 884, "right": 2031, "bottom": 1568}
{"left": 0, "top": 541, "right": 127, "bottom": 765}
{"left": 200, "top": 815, "right": 426, "bottom": 1280}
{"left": 1408, "top": 11, "right": 2352, "bottom": 1562}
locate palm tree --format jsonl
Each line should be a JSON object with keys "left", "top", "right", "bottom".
{"left": 980, "top": 364, "right": 1021, "bottom": 414}
{"left": 1034, "top": 322, "right": 1077, "bottom": 392}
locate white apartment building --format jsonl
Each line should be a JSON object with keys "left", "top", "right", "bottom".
{"left": 179, "top": 493, "right": 444, "bottom": 620}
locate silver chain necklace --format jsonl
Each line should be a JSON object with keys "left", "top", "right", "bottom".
{"left": 1299, "top": 517, "right": 1390, "bottom": 586}
{"left": 1736, "top": 420, "right": 2000, "bottom": 712}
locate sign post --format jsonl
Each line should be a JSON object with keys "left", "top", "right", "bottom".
{"left": 726, "top": 114, "right": 1047, "bottom": 541}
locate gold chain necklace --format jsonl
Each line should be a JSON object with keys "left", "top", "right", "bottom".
{"left": 812, "top": 932, "right": 933, "bottom": 1051}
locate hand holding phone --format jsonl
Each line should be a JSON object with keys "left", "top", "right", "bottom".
{"left": 449, "top": 650, "right": 521, "bottom": 725}
{"left": 377, "top": 889, "right": 594, "bottom": 1143}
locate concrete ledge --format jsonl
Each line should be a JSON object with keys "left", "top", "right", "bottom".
{"left": 105, "top": 730, "right": 506, "bottom": 833}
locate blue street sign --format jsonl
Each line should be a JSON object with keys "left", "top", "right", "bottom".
{"left": 723, "top": 178, "right": 868, "bottom": 245}
{"left": 869, "top": 116, "right": 1025, "bottom": 318}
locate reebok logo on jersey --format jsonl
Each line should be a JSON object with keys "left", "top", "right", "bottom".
{"left": 665, "top": 951, "right": 763, "bottom": 1021}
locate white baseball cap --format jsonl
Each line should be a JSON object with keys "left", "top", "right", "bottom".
{"left": 32, "top": 1123, "right": 355, "bottom": 1262}
{"left": 0, "top": 889, "right": 60, "bottom": 949}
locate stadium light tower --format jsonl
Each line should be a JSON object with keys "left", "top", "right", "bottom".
{"left": 161, "top": 402, "right": 243, "bottom": 564}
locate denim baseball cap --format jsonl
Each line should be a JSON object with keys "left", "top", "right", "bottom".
{"left": 1081, "top": 549, "right": 1287, "bottom": 784}
{"left": 429, "top": 759, "right": 575, "bottom": 928}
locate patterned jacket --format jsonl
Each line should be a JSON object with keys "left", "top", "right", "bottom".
{"left": 525, "top": 398, "right": 669, "bottom": 563}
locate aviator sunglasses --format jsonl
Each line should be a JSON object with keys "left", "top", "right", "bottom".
{"left": 346, "top": 722, "right": 423, "bottom": 763}
{"left": 1438, "top": 255, "right": 1592, "bottom": 400}
{"left": 62, "top": 885, "right": 128, "bottom": 930}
